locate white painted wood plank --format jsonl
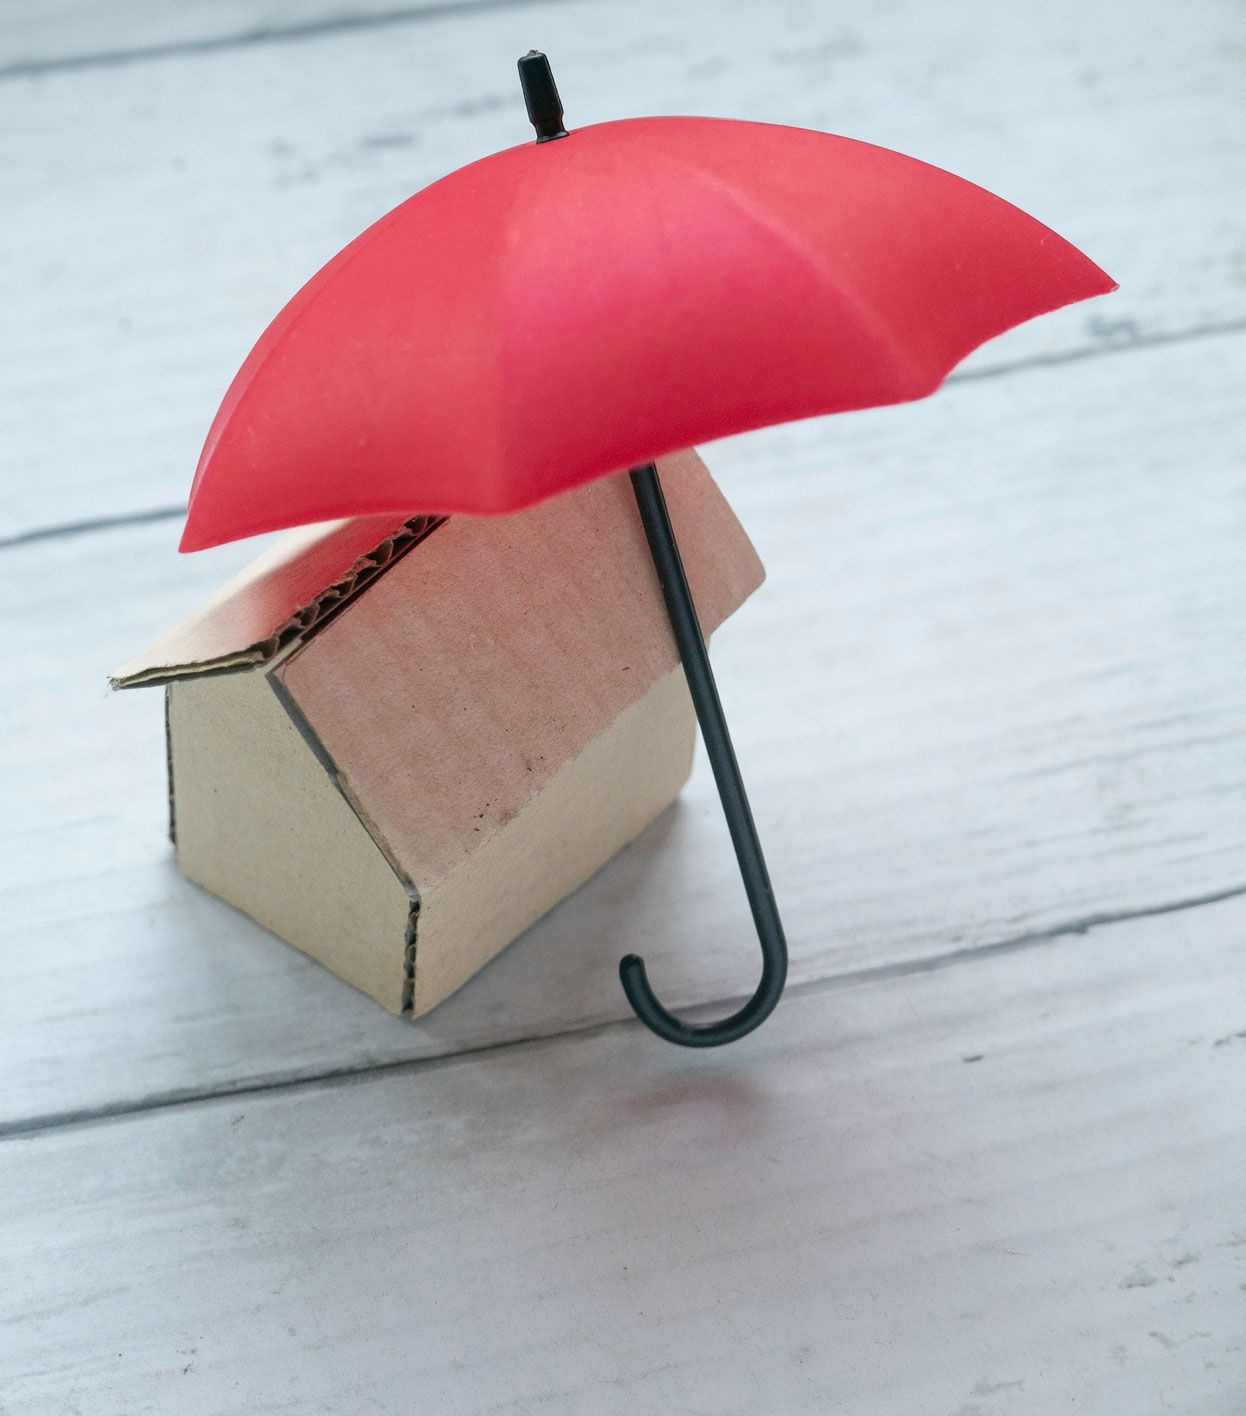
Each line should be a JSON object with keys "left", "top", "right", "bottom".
{"left": 3, "top": 896, "right": 1243, "bottom": 1414}
{"left": 3, "top": 335, "right": 1243, "bottom": 1127}
{"left": 3, "top": 0, "right": 1244, "bottom": 537}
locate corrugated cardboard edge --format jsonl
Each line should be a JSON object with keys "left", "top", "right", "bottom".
{"left": 109, "top": 514, "right": 443, "bottom": 689}
{"left": 164, "top": 687, "right": 177, "bottom": 846}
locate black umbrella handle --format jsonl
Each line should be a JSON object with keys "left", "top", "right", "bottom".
{"left": 623, "top": 462, "right": 789, "bottom": 1046}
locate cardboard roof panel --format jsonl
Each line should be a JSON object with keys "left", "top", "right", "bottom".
{"left": 275, "top": 449, "right": 764, "bottom": 885}
{"left": 110, "top": 513, "right": 440, "bottom": 688}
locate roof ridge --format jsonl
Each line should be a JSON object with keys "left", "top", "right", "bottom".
{"left": 110, "top": 514, "right": 444, "bottom": 689}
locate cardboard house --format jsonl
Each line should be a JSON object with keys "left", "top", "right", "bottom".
{"left": 112, "top": 450, "right": 764, "bottom": 1017}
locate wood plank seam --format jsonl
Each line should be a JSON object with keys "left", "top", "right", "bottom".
{"left": 4, "top": 877, "right": 1243, "bottom": 1144}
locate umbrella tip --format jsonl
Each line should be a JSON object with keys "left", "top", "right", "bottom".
{"left": 518, "top": 50, "right": 568, "bottom": 142}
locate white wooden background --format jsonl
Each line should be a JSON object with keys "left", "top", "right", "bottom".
{"left": 2, "top": 1, "right": 1243, "bottom": 1411}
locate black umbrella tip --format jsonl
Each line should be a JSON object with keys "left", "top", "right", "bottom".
{"left": 518, "top": 50, "right": 568, "bottom": 142}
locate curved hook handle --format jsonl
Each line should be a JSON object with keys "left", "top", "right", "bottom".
{"left": 620, "top": 937, "right": 787, "bottom": 1049}
{"left": 625, "top": 464, "right": 790, "bottom": 1048}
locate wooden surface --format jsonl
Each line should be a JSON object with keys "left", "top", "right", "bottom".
{"left": 2, "top": 0, "right": 1243, "bottom": 1411}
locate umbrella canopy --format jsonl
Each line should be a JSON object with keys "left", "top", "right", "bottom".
{"left": 181, "top": 109, "right": 1113, "bottom": 551}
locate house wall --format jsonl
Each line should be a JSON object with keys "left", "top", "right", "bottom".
{"left": 168, "top": 668, "right": 413, "bottom": 1012}
{"left": 412, "top": 664, "right": 697, "bottom": 1016}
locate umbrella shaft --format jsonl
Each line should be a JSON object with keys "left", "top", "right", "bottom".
{"left": 625, "top": 462, "right": 788, "bottom": 1046}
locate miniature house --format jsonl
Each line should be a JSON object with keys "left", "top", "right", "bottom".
{"left": 112, "top": 450, "right": 763, "bottom": 1017}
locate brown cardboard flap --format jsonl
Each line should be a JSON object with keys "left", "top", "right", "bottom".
{"left": 275, "top": 449, "right": 765, "bottom": 887}
{"left": 110, "top": 513, "right": 440, "bottom": 688}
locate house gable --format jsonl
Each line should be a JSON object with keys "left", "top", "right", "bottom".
{"left": 167, "top": 667, "right": 414, "bottom": 1011}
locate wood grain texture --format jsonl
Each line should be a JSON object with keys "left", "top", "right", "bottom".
{"left": 4, "top": 4, "right": 1243, "bottom": 1407}
{"left": 3, "top": 896, "right": 1243, "bottom": 1414}
{"left": 0, "top": 0, "right": 499, "bottom": 74}
{"left": 3, "top": 334, "right": 1243, "bottom": 1128}
{"left": 3, "top": 0, "right": 1245, "bottom": 538}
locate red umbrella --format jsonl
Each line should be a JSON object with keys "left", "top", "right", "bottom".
{"left": 182, "top": 52, "right": 1115, "bottom": 1046}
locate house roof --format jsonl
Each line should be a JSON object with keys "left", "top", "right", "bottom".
{"left": 114, "top": 448, "right": 765, "bottom": 889}
{"left": 110, "top": 512, "right": 441, "bottom": 688}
